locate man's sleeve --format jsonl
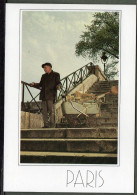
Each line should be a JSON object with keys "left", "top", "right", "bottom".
{"left": 56, "top": 73, "right": 62, "bottom": 88}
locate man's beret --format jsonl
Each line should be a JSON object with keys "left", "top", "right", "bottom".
{"left": 42, "top": 62, "right": 52, "bottom": 68}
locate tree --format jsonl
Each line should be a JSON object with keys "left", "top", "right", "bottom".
{"left": 105, "top": 61, "right": 119, "bottom": 80}
{"left": 75, "top": 12, "right": 119, "bottom": 79}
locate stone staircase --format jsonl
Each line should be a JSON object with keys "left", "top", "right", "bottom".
{"left": 87, "top": 80, "right": 118, "bottom": 127}
{"left": 20, "top": 80, "right": 118, "bottom": 164}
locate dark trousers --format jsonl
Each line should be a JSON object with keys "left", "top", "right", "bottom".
{"left": 41, "top": 100, "right": 55, "bottom": 127}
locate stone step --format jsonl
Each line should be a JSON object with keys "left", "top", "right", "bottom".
{"left": 62, "top": 114, "right": 118, "bottom": 128}
{"left": 105, "top": 100, "right": 118, "bottom": 103}
{"left": 105, "top": 94, "right": 118, "bottom": 97}
{"left": 94, "top": 82, "right": 110, "bottom": 85}
{"left": 91, "top": 86, "right": 110, "bottom": 90}
{"left": 91, "top": 87, "right": 111, "bottom": 90}
{"left": 108, "top": 80, "right": 118, "bottom": 83}
{"left": 98, "top": 122, "right": 117, "bottom": 127}
{"left": 101, "top": 109, "right": 118, "bottom": 113}
{"left": 21, "top": 128, "right": 117, "bottom": 139}
{"left": 97, "top": 118, "right": 118, "bottom": 123}
{"left": 88, "top": 91, "right": 111, "bottom": 95}
{"left": 101, "top": 103, "right": 118, "bottom": 107}
{"left": 87, "top": 116, "right": 117, "bottom": 122}
{"left": 90, "top": 89, "right": 111, "bottom": 93}
{"left": 21, "top": 138, "right": 117, "bottom": 153}
{"left": 88, "top": 90, "right": 111, "bottom": 94}
{"left": 100, "top": 113, "right": 118, "bottom": 118}
{"left": 92, "top": 116, "right": 118, "bottom": 122}
{"left": 100, "top": 80, "right": 118, "bottom": 83}
{"left": 56, "top": 123, "right": 118, "bottom": 128}
{"left": 105, "top": 97, "right": 118, "bottom": 101}
{"left": 106, "top": 97, "right": 118, "bottom": 101}
{"left": 92, "top": 84, "right": 110, "bottom": 87}
{"left": 89, "top": 115, "right": 118, "bottom": 120}
{"left": 98, "top": 83, "right": 118, "bottom": 87}
{"left": 101, "top": 106, "right": 118, "bottom": 111}
{"left": 90, "top": 83, "right": 110, "bottom": 86}
{"left": 101, "top": 113, "right": 118, "bottom": 118}
{"left": 98, "top": 81, "right": 110, "bottom": 84}
{"left": 20, "top": 151, "right": 117, "bottom": 164}
{"left": 87, "top": 119, "right": 118, "bottom": 127}
{"left": 105, "top": 99, "right": 118, "bottom": 104}
{"left": 103, "top": 109, "right": 118, "bottom": 112}
{"left": 90, "top": 85, "right": 110, "bottom": 88}
{"left": 102, "top": 101, "right": 118, "bottom": 104}
{"left": 92, "top": 82, "right": 118, "bottom": 88}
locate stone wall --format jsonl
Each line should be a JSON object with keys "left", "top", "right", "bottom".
{"left": 68, "top": 74, "right": 97, "bottom": 95}
{"left": 21, "top": 111, "right": 43, "bottom": 129}
{"left": 94, "top": 65, "right": 108, "bottom": 81}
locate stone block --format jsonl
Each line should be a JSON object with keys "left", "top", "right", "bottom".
{"left": 21, "top": 139, "right": 67, "bottom": 152}
{"left": 66, "top": 128, "right": 117, "bottom": 139}
{"left": 66, "top": 139, "right": 117, "bottom": 153}
{"left": 21, "top": 138, "right": 117, "bottom": 153}
{"left": 20, "top": 151, "right": 117, "bottom": 164}
{"left": 21, "top": 129, "right": 66, "bottom": 139}
{"left": 30, "top": 113, "right": 43, "bottom": 128}
{"left": 21, "top": 111, "right": 26, "bottom": 129}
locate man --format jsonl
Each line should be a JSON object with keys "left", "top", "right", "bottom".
{"left": 30, "top": 62, "right": 61, "bottom": 128}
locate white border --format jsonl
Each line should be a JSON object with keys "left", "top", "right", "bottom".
{"left": 4, "top": 4, "right": 136, "bottom": 193}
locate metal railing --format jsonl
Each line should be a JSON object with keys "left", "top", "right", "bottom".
{"left": 21, "top": 62, "right": 95, "bottom": 113}
{"left": 21, "top": 81, "right": 41, "bottom": 113}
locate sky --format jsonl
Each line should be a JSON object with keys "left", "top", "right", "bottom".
{"left": 21, "top": 11, "right": 110, "bottom": 101}
{"left": 21, "top": 11, "right": 100, "bottom": 80}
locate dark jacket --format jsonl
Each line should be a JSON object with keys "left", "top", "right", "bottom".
{"left": 34, "top": 71, "right": 61, "bottom": 101}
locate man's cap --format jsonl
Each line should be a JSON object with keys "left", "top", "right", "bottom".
{"left": 42, "top": 62, "right": 52, "bottom": 68}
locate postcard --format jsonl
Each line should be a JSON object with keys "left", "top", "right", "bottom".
{"left": 4, "top": 3, "right": 136, "bottom": 193}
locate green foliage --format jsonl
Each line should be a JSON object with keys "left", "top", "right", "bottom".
{"left": 75, "top": 12, "right": 119, "bottom": 80}
{"left": 75, "top": 12, "right": 119, "bottom": 60}
{"left": 105, "top": 61, "right": 119, "bottom": 80}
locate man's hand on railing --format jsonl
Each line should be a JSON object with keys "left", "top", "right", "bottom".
{"left": 30, "top": 82, "right": 35, "bottom": 87}
{"left": 56, "top": 84, "right": 62, "bottom": 90}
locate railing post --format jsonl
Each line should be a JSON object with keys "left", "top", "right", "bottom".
{"left": 65, "top": 77, "right": 68, "bottom": 93}
{"left": 21, "top": 83, "right": 25, "bottom": 110}
{"left": 74, "top": 72, "right": 76, "bottom": 86}
{"left": 80, "top": 68, "right": 83, "bottom": 83}
{"left": 86, "top": 65, "right": 88, "bottom": 76}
